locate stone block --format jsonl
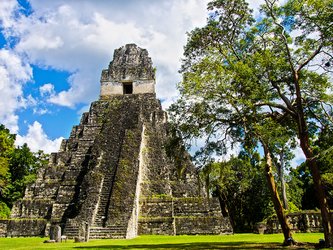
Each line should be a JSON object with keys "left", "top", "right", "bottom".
{"left": 175, "top": 217, "right": 232, "bottom": 235}
{"left": 138, "top": 217, "right": 174, "bottom": 235}
{"left": 0, "top": 220, "right": 8, "bottom": 237}
{"left": 50, "top": 225, "right": 61, "bottom": 242}
{"left": 7, "top": 219, "right": 47, "bottom": 237}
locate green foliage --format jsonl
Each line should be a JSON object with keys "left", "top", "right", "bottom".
{"left": 0, "top": 201, "right": 10, "bottom": 219}
{"left": 10, "top": 144, "right": 38, "bottom": 182}
{"left": 0, "top": 125, "right": 15, "bottom": 192}
{"left": 201, "top": 154, "right": 274, "bottom": 232}
{"left": 3, "top": 145, "right": 48, "bottom": 207}
{"left": 286, "top": 170, "right": 305, "bottom": 209}
{"left": 288, "top": 128, "right": 333, "bottom": 210}
{"left": 289, "top": 162, "right": 318, "bottom": 210}
{"left": 0, "top": 124, "right": 48, "bottom": 215}
{"left": 165, "top": 125, "right": 189, "bottom": 179}
{"left": 311, "top": 128, "right": 332, "bottom": 208}
{"left": 287, "top": 201, "right": 300, "bottom": 213}
{"left": 171, "top": 0, "right": 333, "bottom": 159}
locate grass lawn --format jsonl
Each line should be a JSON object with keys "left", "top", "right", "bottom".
{"left": 0, "top": 233, "right": 327, "bottom": 250}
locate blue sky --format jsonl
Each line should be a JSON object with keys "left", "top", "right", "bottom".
{"left": 2, "top": 0, "right": 301, "bottom": 165}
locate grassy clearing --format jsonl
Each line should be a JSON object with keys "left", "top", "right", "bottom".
{"left": 0, "top": 233, "right": 326, "bottom": 250}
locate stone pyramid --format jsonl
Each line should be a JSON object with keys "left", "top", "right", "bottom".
{"left": 7, "top": 44, "right": 232, "bottom": 239}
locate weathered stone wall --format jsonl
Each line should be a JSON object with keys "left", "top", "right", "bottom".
{"left": 265, "top": 212, "right": 328, "bottom": 234}
{"left": 10, "top": 200, "right": 52, "bottom": 219}
{"left": 106, "top": 44, "right": 154, "bottom": 81}
{"left": 101, "top": 80, "right": 155, "bottom": 96}
{"left": 138, "top": 217, "right": 174, "bottom": 235}
{"left": 105, "top": 128, "right": 142, "bottom": 227}
{"left": 7, "top": 219, "right": 47, "bottom": 237}
{"left": 135, "top": 97, "right": 230, "bottom": 236}
{"left": 0, "top": 220, "right": 7, "bottom": 237}
{"left": 140, "top": 197, "right": 173, "bottom": 218}
{"left": 100, "top": 44, "right": 155, "bottom": 97}
{"left": 7, "top": 100, "right": 105, "bottom": 236}
{"left": 6, "top": 93, "right": 232, "bottom": 238}
{"left": 175, "top": 217, "right": 232, "bottom": 235}
{"left": 173, "top": 197, "right": 221, "bottom": 217}
{"left": 138, "top": 196, "right": 229, "bottom": 236}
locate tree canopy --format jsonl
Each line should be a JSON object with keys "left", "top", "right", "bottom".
{"left": 170, "top": 0, "right": 333, "bottom": 246}
{"left": 0, "top": 124, "right": 48, "bottom": 218}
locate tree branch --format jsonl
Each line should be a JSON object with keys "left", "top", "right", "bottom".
{"left": 265, "top": 0, "right": 296, "bottom": 74}
{"left": 255, "top": 102, "right": 296, "bottom": 117}
{"left": 320, "top": 102, "right": 333, "bottom": 125}
{"left": 297, "top": 43, "right": 323, "bottom": 73}
{"left": 270, "top": 81, "right": 295, "bottom": 112}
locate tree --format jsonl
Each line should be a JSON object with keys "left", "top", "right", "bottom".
{"left": 315, "top": 127, "right": 333, "bottom": 209}
{"left": 170, "top": 0, "right": 333, "bottom": 246}
{"left": 254, "top": 120, "right": 295, "bottom": 242}
{"left": 0, "top": 125, "right": 15, "bottom": 215}
{"left": 269, "top": 130, "right": 296, "bottom": 211}
{"left": 4, "top": 145, "right": 47, "bottom": 206}
{"left": 0, "top": 124, "right": 49, "bottom": 217}
{"left": 289, "top": 128, "right": 333, "bottom": 210}
{"left": 201, "top": 154, "right": 274, "bottom": 232}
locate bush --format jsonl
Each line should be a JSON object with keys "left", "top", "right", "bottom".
{"left": 0, "top": 201, "right": 10, "bottom": 219}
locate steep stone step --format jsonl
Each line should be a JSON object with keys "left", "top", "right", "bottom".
{"left": 92, "top": 170, "right": 117, "bottom": 227}
{"left": 89, "top": 226, "right": 127, "bottom": 239}
{"left": 63, "top": 226, "right": 79, "bottom": 238}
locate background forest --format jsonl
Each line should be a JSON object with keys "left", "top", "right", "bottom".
{"left": 0, "top": 124, "right": 48, "bottom": 219}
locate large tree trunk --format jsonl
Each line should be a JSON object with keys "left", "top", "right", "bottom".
{"left": 294, "top": 74, "right": 333, "bottom": 247}
{"left": 278, "top": 151, "right": 289, "bottom": 210}
{"left": 262, "top": 142, "right": 292, "bottom": 245}
{"left": 216, "top": 185, "right": 230, "bottom": 217}
{"left": 216, "top": 186, "right": 235, "bottom": 229}
{"left": 299, "top": 135, "right": 333, "bottom": 246}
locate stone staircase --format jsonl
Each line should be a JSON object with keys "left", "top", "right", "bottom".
{"left": 93, "top": 167, "right": 117, "bottom": 227}
{"left": 93, "top": 171, "right": 115, "bottom": 227}
{"left": 63, "top": 221, "right": 79, "bottom": 238}
{"left": 89, "top": 226, "right": 127, "bottom": 239}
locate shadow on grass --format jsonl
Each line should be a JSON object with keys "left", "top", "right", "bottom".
{"left": 74, "top": 241, "right": 315, "bottom": 249}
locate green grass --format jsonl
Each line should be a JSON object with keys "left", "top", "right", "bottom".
{"left": 0, "top": 233, "right": 326, "bottom": 250}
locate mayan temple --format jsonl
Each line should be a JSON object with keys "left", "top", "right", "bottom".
{"left": 5, "top": 44, "right": 232, "bottom": 239}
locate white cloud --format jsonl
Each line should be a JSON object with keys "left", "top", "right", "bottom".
{"left": 0, "top": 0, "right": 18, "bottom": 28}
{"left": 16, "top": 121, "right": 63, "bottom": 153}
{"left": 33, "top": 108, "right": 49, "bottom": 115}
{"left": 291, "top": 146, "right": 306, "bottom": 168}
{"left": 0, "top": 49, "right": 32, "bottom": 133}
{"left": 39, "top": 83, "right": 55, "bottom": 96}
